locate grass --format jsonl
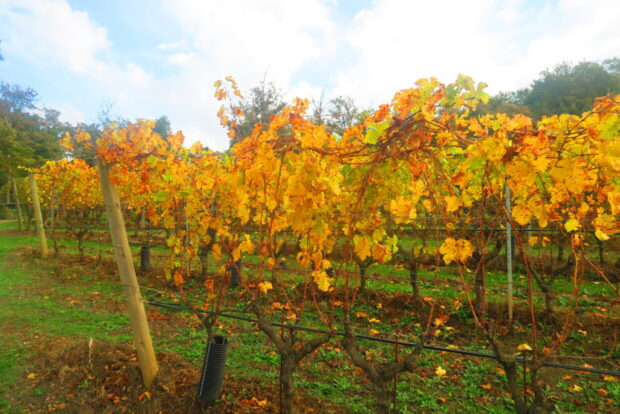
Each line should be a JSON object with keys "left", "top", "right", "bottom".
{"left": 0, "top": 225, "right": 618, "bottom": 413}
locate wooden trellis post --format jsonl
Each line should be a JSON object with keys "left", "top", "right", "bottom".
{"left": 97, "top": 162, "right": 159, "bottom": 388}
{"left": 29, "top": 173, "right": 48, "bottom": 258}
{"left": 11, "top": 176, "right": 23, "bottom": 231}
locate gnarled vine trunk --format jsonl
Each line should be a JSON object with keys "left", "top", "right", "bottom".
{"left": 254, "top": 306, "right": 330, "bottom": 414}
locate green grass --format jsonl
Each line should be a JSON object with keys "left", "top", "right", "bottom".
{"left": 0, "top": 230, "right": 136, "bottom": 412}
{"left": 0, "top": 228, "right": 37, "bottom": 413}
{"left": 0, "top": 228, "right": 618, "bottom": 413}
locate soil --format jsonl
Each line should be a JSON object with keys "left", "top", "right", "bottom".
{"left": 10, "top": 335, "right": 349, "bottom": 414}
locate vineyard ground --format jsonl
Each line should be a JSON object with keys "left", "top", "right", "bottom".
{"left": 0, "top": 222, "right": 618, "bottom": 413}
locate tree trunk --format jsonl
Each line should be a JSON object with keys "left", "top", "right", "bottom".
{"left": 408, "top": 257, "right": 421, "bottom": 304}
{"left": 474, "top": 267, "right": 486, "bottom": 316}
{"left": 2, "top": 183, "right": 9, "bottom": 220}
{"left": 488, "top": 336, "right": 554, "bottom": 414}
{"left": 199, "top": 250, "right": 209, "bottom": 279}
{"left": 537, "top": 278, "right": 555, "bottom": 319}
{"left": 77, "top": 231, "right": 86, "bottom": 260}
{"left": 253, "top": 307, "right": 329, "bottom": 414}
{"left": 280, "top": 354, "right": 295, "bottom": 414}
{"left": 371, "top": 378, "right": 390, "bottom": 413}
{"left": 595, "top": 237, "right": 605, "bottom": 265}
{"left": 358, "top": 262, "right": 368, "bottom": 293}
{"left": 471, "top": 241, "right": 502, "bottom": 317}
{"left": 25, "top": 207, "right": 32, "bottom": 231}
{"left": 555, "top": 237, "right": 564, "bottom": 263}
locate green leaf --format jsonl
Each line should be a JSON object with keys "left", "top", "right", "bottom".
{"left": 153, "top": 190, "right": 168, "bottom": 202}
{"left": 364, "top": 121, "right": 390, "bottom": 144}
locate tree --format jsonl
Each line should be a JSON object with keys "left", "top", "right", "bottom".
{"left": 0, "top": 82, "right": 38, "bottom": 113}
{"left": 474, "top": 91, "right": 530, "bottom": 117}
{"left": 309, "top": 94, "right": 367, "bottom": 136}
{"left": 479, "top": 58, "right": 620, "bottom": 119}
{"left": 0, "top": 82, "right": 64, "bottom": 202}
{"left": 325, "top": 96, "right": 362, "bottom": 136}
{"left": 524, "top": 60, "right": 620, "bottom": 119}
{"left": 154, "top": 115, "right": 172, "bottom": 138}
{"left": 230, "top": 79, "right": 286, "bottom": 145}
{"left": 602, "top": 57, "right": 620, "bottom": 73}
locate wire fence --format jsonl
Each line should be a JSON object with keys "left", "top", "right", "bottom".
{"left": 147, "top": 300, "right": 620, "bottom": 378}
{"left": 40, "top": 222, "right": 620, "bottom": 303}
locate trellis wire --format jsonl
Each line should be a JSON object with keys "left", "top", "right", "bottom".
{"left": 147, "top": 300, "right": 620, "bottom": 377}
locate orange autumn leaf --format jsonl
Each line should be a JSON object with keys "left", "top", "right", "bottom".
{"left": 138, "top": 391, "right": 152, "bottom": 401}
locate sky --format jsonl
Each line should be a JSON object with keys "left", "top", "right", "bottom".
{"left": 1, "top": 0, "right": 619, "bottom": 151}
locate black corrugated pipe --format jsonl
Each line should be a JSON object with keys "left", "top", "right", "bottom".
{"left": 228, "top": 260, "right": 241, "bottom": 288}
{"left": 140, "top": 246, "right": 150, "bottom": 271}
{"left": 197, "top": 335, "right": 228, "bottom": 402}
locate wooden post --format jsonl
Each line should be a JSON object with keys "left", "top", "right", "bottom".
{"left": 506, "top": 184, "right": 513, "bottom": 322}
{"left": 3, "top": 180, "right": 9, "bottom": 219}
{"left": 50, "top": 188, "right": 58, "bottom": 254}
{"left": 29, "top": 174, "right": 48, "bottom": 258}
{"left": 11, "top": 176, "right": 23, "bottom": 231}
{"left": 97, "top": 162, "right": 159, "bottom": 388}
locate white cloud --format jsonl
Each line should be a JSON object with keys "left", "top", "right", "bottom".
{"left": 139, "top": 0, "right": 338, "bottom": 149}
{"left": 156, "top": 40, "right": 188, "bottom": 51}
{"left": 0, "top": 0, "right": 155, "bottom": 107}
{"left": 0, "top": 0, "right": 110, "bottom": 75}
{"left": 2, "top": 0, "right": 619, "bottom": 152}
{"left": 163, "top": 0, "right": 336, "bottom": 87}
{"left": 55, "top": 103, "right": 85, "bottom": 124}
{"left": 333, "top": 0, "right": 620, "bottom": 107}
{"left": 168, "top": 52, "right": 196, "bottom": 65}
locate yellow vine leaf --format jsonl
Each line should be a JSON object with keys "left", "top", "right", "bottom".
{"left": 512, "top": 204, "right": 532, "bottom": 226}
{"left": 435, "top": 366, "right": 447, "bottom": 377}
{"left": 312, "top": 270, "right": 333, "bottom": 292}
{"left": 444, "top": 195, "right": 462, "bottom": 213}
{"left": 258, "top": 281, "right": 273, "bottom": 294}
{"left": 595, "top": 228, "right": 610, "bottom": 241}
{"left": 211, "top": 243, "right": 222, "bottom": 259}
{"left": 439, "top": 238, "right": 473, "bottom": 264}
{"left": 189, "top": 141, "right": 202, "bottom": 154}
{"left": 231, "top": 246, "right": 241, "bottom": 262}
{"left": 528, "top": 236, "right": 550, "bottom": 247}
{"left": 239, "top": 234, "right": 255, "bottom": 254}
{"left": 353, "top": 235, "right": 372, "bottom": 261}
{"left": 564, "top": 219, "right": 580, "bottom": 232}
{"left": 389, "top": 196, "right": 415, "bottom": 224}
{"left": 608, "top": 191, "right": 620, "bottom": 215}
